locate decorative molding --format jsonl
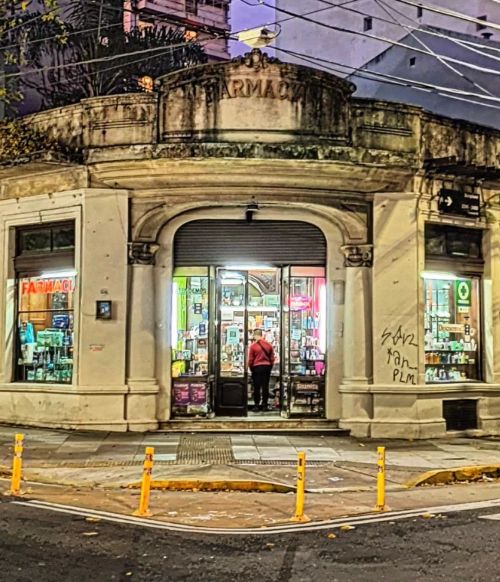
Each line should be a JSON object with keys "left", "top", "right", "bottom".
{"left": 341, "top": 244, "right": 373, "bottom": 267}
{"left": 234, "top": 48, "right": 277, "bottom": 71}
{"left": 359, "top": 124, "right": 413, "bottom": 137}
{"left": 128, "top": 241, "right": 160, "bottom": 265}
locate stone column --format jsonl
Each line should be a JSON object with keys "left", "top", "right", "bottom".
{"left": 339, "top": 244, "right": 373, "bottom": 436}
{"left": 342, "top": 245, "right": 373, "bottom": 383}
{"left": 126, "top": 241, "right": 160, "bottom": 430}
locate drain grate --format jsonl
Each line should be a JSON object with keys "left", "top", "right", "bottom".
{"left": 176, "top": 434, "right": 235, "bottom": 465}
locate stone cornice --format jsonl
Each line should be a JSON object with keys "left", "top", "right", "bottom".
{"left": 87, "top": 154, "right": 416, "bottom": 194}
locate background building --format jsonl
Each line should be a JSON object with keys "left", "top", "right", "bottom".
{"left": 124, "top": 0, "right": 231, "bottom": 60}
{"left": 273, "top": 0, "right": 500, "bottom": 128}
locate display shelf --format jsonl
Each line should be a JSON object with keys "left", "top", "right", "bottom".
{"left": 425, "top": 349, "right": 476, "bottom": 352}
{"left": 425, "top": 362, "right": 474, "bottom": 366}
{"left": 221, "top": 306, "right": 278, "bottom": 311}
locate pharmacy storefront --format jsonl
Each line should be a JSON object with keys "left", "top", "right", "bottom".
{"left": 170, "top": 219, "right": 328, "bottom": 418}
{"left": 0, "top": 49, "right": 499, "bottom": 436}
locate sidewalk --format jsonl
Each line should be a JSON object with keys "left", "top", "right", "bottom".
{"left": 1, "top": 424, "right": 499, "bottom": 483}
{"left": 1, "top": 424, "right": 499, "bottom": 528}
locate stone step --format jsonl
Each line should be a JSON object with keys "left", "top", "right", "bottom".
{"left": 158, "top": 418, "right": 349, "bottom": 434}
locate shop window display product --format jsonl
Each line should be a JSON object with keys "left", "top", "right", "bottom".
{"left": 424, "top": 276, "right": 480, "bottom": 383}
{"left": 16, "top": 275, "right": 75, "bottom": 383}
{"left": 171, "top": 271, "right": 210, "bottom": 415}
{"left": 286, "top": 269, "right": 326, "bottom": 415}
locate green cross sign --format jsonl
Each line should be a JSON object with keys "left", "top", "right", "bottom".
{"left": 454, "top": 280, "right": 472, "bottom": 307}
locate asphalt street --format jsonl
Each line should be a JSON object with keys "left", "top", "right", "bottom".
{"left": 0, "top": 497, "right": 499, "bottom": 582}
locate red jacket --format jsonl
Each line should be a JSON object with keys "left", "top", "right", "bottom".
{"left": 248, "top": 340, "right": 275, "bottom": 369}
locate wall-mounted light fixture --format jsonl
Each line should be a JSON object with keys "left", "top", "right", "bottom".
{"left": 245, "top": 202, "right": 259, "bottom": 223}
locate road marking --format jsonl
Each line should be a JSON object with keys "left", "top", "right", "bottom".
{"left": 479, "top": 512, "right": 500, "bottom": 521}
{"left": 10, "top": 498, "right": 500, "bottom": 536}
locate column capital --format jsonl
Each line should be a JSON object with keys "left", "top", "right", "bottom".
{"left": 128, "top": 241, "right": 160, "bottom": 265}
{"left": 341, "top": 244, "right": 373, "bottom": 268}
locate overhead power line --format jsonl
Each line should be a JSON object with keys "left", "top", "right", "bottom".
{"left": 275, "top": 44, "right": 500, "bottom": 106}
{"left": 2, "top": 0, "right": 345, "bottom": 81}
{"left": 274, "top": 45, "right": 500, "bottom": 112}
{"left": 395, "top": 0, "right": 500, "bottom": 32}
{"left": 1, "top": 21, "right": 123, "bottom": 52}
{"left": 315, "top": 0, "right": 500, "bottom": 61}
{"left": 245, "top": 0, "right": 500, "bottom": 75}
{"left": 374, "top": 0, "right": 495, "bottom": 98}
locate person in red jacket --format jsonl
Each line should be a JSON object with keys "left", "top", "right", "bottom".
{"left": 248, "top": 329, "right": 275, "bottom": 412}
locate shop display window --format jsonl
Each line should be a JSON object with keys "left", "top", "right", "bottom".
{"left": 424, "top": 274, "right": 481, "bottom": 383}
{"left": 16, "top": 274, "right": 75, "bottom": 383}
{"left": 288, "top": 268, "right": 326, "bottom": 377}
{"left": 286, "top": 267, "right": 326, "bottom": 415}
{"left": 171, "top": 269, "right": 209, "bottom": 378}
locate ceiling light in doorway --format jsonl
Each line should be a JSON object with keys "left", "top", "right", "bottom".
{"left": 224, "top": 265, "right": 273, "bottom": 271}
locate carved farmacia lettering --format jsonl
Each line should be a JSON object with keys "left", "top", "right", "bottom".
{"left": 218, "top": 78, "right": 306, "bottom": 101}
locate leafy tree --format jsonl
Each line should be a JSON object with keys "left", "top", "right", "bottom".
{"left": 0, "top": 118, "right": 77, "bottom": 165}
{"left": 0, "top": 0, "right": 66, "bottom": 117}
{"left": 26, "top": 0, "right": 207, "bottom": 109}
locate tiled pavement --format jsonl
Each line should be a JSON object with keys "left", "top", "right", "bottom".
{"left": 0, "top": 424, "right": 499, "bottom": 469}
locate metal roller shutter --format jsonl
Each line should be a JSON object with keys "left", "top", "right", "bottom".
{"left": 174, "top": 220, "right": 326, "bottom": 266}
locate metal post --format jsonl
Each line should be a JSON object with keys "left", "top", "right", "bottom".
{"left": 9, "top": 433, "right": 24, "bottom": 496}
{"left": 133, "top": 446, "right": 154, "bottom": 517}
{"left": 375, "top": 446, "right": 386, "bottom": 511}
{"left": 290, "top": 451, "right": 310, "bottom": 523}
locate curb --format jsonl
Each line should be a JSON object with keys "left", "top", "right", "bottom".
{"left": 127, "top": 479, "right": 295, "bottom": 493}
{"left": 405, "top": 464, "right": 500, "bottom": 487}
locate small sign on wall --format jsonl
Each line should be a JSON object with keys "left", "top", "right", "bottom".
{"left": 96, "top": 300, "right": 112, "bottom": 320}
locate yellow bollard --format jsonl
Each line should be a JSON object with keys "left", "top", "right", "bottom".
{"left": 9, "top": 433, "right": 24, "bottom": 496}
{"left": 290, "top": 451, "right": 310, "bottom": 523}
{"left": 133, "top": 446, "right": 154, "bottom": 517}
{"left": 375, "top": 446, "right": 386, "bottom": 511}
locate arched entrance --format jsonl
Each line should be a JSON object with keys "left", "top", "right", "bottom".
{"left": 148, "top": 202, "right": 364, "bottom": 425}
{"left": 172, "top": 219, "right": 327, "bottom": 417}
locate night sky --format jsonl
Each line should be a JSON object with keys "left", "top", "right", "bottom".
{"left": 230, "top": 0, "right": 276, "bottom": 56}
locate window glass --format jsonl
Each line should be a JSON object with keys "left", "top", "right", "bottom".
{"left": 17, "top": 275, "right": 75, "bottom": 383}
{"left": 172, "top": 272, "right": 209, "bottom": 378}
{"left": 17, "top": 223, "right": 75, "bottom": 256}
{"left": 425, "top": 225, "right": 482, "bottom": 260}
{"left": 289, "top": 276, "right": 326, "bottom": 377}
{"left": 219, "top": 270, "right": 246, "bottom": 378}
{"left": 18, "top": 229, "right": 51, "bottom": 254}
{"left": 52, "top": 226, "right": 75, "bottom": 250}
{"left": 424, "top": 276, "right": 480, "bottom": 383}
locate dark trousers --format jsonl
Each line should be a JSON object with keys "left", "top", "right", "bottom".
{"left": 251, "top": 365, "right": 272, "bottom": 408}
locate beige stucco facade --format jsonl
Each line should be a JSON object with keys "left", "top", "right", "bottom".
{"left": 0, "top": 50, "right": 499, "bottom": 437}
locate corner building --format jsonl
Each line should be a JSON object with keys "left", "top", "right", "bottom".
{"left": 1, "top": 50, "right": 499, "bottom": 437}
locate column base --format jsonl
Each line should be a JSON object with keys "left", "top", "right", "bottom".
{"left": 126, "top": 380, "right": 160, "bottom": 428}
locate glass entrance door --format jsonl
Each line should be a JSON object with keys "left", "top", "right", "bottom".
{"left": 215, "top": 268, "right": 281, "bottom": 416}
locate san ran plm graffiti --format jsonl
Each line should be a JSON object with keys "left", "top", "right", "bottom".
{"left": 381, "top": 325, "right": 418, "bottom": 385}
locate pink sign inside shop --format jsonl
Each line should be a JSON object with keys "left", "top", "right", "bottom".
{"left": 290, "top": 295, "right": 312, "bottom": 311}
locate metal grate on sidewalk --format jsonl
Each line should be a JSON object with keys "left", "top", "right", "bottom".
{"left": 176, "top": 434, "right": 235, "bottom": 465}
